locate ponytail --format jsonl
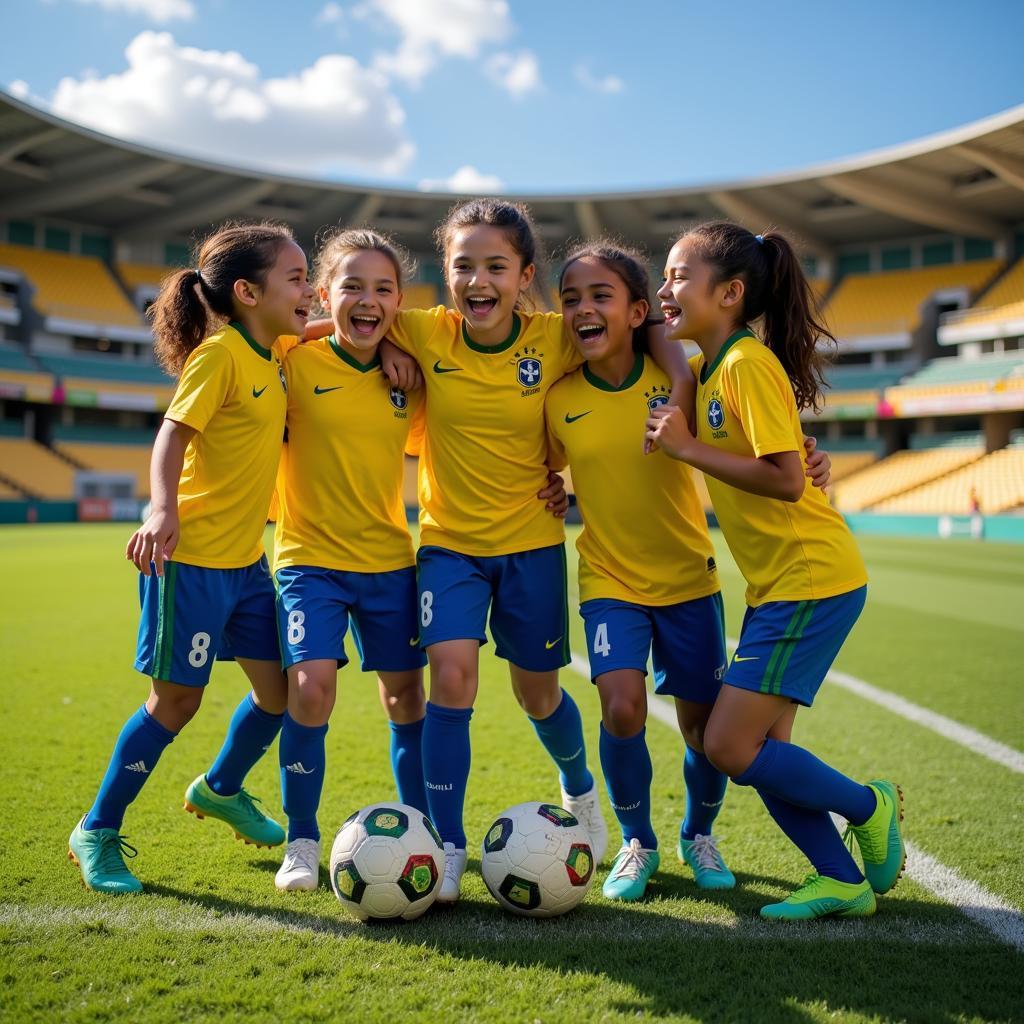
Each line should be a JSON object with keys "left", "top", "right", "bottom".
{"left": 150, "top": 221, "right": 295, "bottom": 377}
{"left": 680, "top": 221, "right": 835, "bottom": 411}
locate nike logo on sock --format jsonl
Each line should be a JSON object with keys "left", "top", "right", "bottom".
{"left": 285, "top": 762, "right": 316, "bottom": 774}
{"left": 124, "top": 760, "right": 149, "bottom": 773}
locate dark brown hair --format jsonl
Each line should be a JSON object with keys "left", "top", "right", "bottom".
{"left": 313, "top": 226, "right": 415, "bottom": 299}
{"left": 679, "top": 221, "right": 835, "bottom": 411}
{"left": 559, "top": 239, "right": 659, "bottom": 352}
{"left": 150, "top": 221, "right": 295, "bottom": 376}
{"left": 435, "top": 198, "right": 548, "bottom": 312}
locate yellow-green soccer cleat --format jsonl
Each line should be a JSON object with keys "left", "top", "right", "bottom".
{"left": 68, "top": 817, "right": 143, "bottom": 895}
{"left": 844, "top": 780, "right": 906, "bottom": 894}
{"left": 183, "top": 775, "right": 285, "bottom": 848}
{"left": 760, "top": 873, "right": 876, "bottom": 921}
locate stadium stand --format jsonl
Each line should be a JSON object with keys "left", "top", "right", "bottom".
{"left": 830, "top": 433, "right": 986, "bottom": 511}
{"left": 0, "top": 244, "right": 143, "bottom": 328}
{"left": 116, "top": 262, "right": 176, "bottom": 296}
{"left": 53, "top": 441, "right": 152, "bottom": 497}
{"left": 823, "top": 260, "right": 1003, "bottom": 339}
{"left": 0, "top": 479, "right": 23, "bottom": 499}
{"left": 36, "top": 354, "right": 170, "bottom": 384}
{"left": 939, "top": 257, "right": 1024, "bottom": 330}
{"left": 884, "top": 351, "right": 1024, "bottom": 412}
{"left": 0, "top": 436, "right": 78, "bottom": 498}
{"left": 402, "top": 284, "right": 440, "bottom": 310}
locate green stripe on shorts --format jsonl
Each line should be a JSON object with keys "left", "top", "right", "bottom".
{"left": 156, "top": 562, "right": 178, "bottom": 681}
{"left": 768, "top": 600, "right": 818, "bottom": 695}
{"left": 759, "top": 601, "right": 809, "bottom": 695}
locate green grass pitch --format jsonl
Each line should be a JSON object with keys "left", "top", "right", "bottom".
{"left": 1, "top": 524, "right": 1022, "bottom": 1023}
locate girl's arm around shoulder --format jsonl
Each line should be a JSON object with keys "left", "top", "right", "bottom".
{"left": 646, "top": 322, "right": 696, "bottom": 429}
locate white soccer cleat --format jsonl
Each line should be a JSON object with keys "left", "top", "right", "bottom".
{"left": 274, "top": 838, "right": 321, "bottom": 892}
{"left": 437, "top": 842, "right": 467, "bottom": 904}
{"left": 561, "top": 783, "right": 608, "bottom": 863}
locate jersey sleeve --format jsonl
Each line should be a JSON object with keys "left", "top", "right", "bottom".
{"left": 165, "top": 342, "right": 234, "bottom": 434}
{"left": 390, "top": 306, "right": 447, "bottom": 359}
{"left": 275, "top": 335, "right": 301, "bottom": 359}
{"left": 724, "top": 354, "right": 799, "bottom": 458}
{"left": 404, "top": 392, "right": 426, "bottom": 458}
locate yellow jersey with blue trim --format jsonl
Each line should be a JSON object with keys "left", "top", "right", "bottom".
{"left": 693, "top": 332, "right": 867, "bottom": 607}
{"left": 273, "top": 335, "right": 421, "bottom": 574}
{"left": 164, "top": 321, "right": 287, "bottom": 569}
{"left": 389, "top": 306, "right": 582, "bottom": 556}
{"left": 546, "top": 353, "right": 720, "bottom": 606}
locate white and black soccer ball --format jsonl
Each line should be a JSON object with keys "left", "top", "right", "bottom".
{"left": 480, "top": 802, "right": 595, "bottom": 918}
{"left": 330, "top": 803, "right": 445, "bottom": 922}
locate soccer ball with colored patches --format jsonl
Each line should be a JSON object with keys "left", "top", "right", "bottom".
{"left": 480, "top": 802, "right": 595, "bottom": 918}
{"left": 329, "top": 803, "right": 445, "bottom": 922}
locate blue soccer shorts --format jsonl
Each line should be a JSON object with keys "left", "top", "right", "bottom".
{"left": 274, "top": 564, "right": 427, "bottom": 673}
{"left": 415, "top": 543, "right": 570, "bottom": 672}
{"left": 580, "top": 592, "right": 727, "bottom": 704}
{"left": 134, "top": 556, "right": 280, "bottom": 687}
{"left": 724, "top": 585, "right": 867, "bottom": 706}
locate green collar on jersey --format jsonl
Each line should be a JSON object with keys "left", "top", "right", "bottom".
{"left": 582, "top": 351, "right": 644, "bottom": 392}
{"left": 699, "top": 328, "right": 752, "bottom": 385}
{"left": 328, "top": 334, "right": 382, "bottom": 372}
{"left": 462, "top": 312, "right": 522, "bottom": 353}
{"left": 229, "top": 320, "right": 272, "bottom": 361}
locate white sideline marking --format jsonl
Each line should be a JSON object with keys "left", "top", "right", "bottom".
{"left": 568, "top": 652, "right": 1024, "bottom": 953}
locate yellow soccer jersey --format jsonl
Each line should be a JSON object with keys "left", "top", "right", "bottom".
{"left": 389, "top": 306, "right": 583, "bottom": 556}
{"left": 693, "top": 331, "right": 867, "bottom": 606}
{"left": 273, "top": 336, "right": 421, "bottom": 573}
{"left": 546, "top": 354, "right": 720, "bottom": 606}
{"left": 165, "top": 321, "right": 287, "bottom": 569}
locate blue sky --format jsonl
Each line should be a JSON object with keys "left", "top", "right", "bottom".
{"left": 2, "top": 0, "right": 1022, "bottom": 193}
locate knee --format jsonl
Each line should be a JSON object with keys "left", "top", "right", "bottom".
{"left": 384, "top": 681, "right": 426, "bottom": 722}
{"left": 514, "top": 680, "right": 561, "bottom": 719}
{"left": 603, "top": 692, "right": 645, "bottom": 737}
{"left": 702, "top": 726, "right": 749, "bottom": 779}
{"left": 253, "top": 677, "right": 288, "bottom": 717}
{"left": 431, "top": 659, "right": 475, "bottom": 706}
{"left": 292, "top": 673, "right": 335, "bottom": 723}
{"left": 149, "top": 687, "right": 203, "bottom": 730}
{"left": 680, "top": 720, "right": 706, "bottom": 753}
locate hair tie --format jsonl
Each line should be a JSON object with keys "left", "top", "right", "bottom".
{"left": 754, "top": 234, "right": 764, "bottom": 245}
{"left": 193, "top": 268, "right": 205, "bottom": 286}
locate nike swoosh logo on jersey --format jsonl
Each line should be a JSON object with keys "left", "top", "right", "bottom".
{"left": 252, "top": 385, "right": 268, "bottom": 398}
{"left": 733, "top": 655, "right": 759, "bottom": 662}
{"left": 409, "top": 637, "right": 419, "bottom": 646}
{"left": 432, "top": 360, "right": 463, "bottom": 374}
{"left": 545, "top": 637, "right": 563, "bottom": 650}
{"left": 564, "top": 411, "right": 592, "bottom": 424}
{"left": 313, "top": 384, "right": 344, "bottom": 394}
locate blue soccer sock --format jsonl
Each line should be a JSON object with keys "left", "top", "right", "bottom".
{"left": 84, "top": 706, "right": 176, "bottom": 831}
{"left": 421, "top": 702, "right": 472, "bottom": 848}
{"left": 733, "top": 738, "right": 876, "bottom": 825}
{"left": 599, "top": 724, "right": 657, "bottom": 850}
{"left": 681, "top": 745, "right": 728, "bottom": 841}
{"left": 279, "top": 713, "right": 328, "bottom": 843}
{"left": 390, "top": 717, "right": 428, "bottom": 814}
{"left": 529, "top": 689, "right": 594, "bottom": 798}
{"left": 206, "top": 693, "right": 283, "bottom": 797}
{"left": 758, "top": 790, "right": 863, "bottom": 883}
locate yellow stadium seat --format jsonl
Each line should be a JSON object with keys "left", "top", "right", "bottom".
{"left": 0, "top": 437, "right": 78, "bottom": 499}
{"left": 947, "top": 258, "right": 1024, "bottom": 327}
{"left": 824, "top": 261, "right": 1002, "bottom": 339}
{"left": 56, "top": 442, "right": 153, "bottom": 497}
{"left": 0, "top": 244, "right": 142, "bottom": 328}
{"left": 117, "top": 262, "right": 179, "bottom": 295}
{"left": 0, "top": 478, "right": 23, "bottom": 499}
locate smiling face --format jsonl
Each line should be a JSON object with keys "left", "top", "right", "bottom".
{"left": 446, "top": 224, "right": 535, "bottom": 339}
{"left": 559, "top": 256, "right": 648, "bottom": 363}
{"left": 319, "top": 248, "right": 402, "bottom": 353}
{"left": 241, "top": 240, "right": 314, "bottom": 338}
{"left": 657, "top": 236, "right": 738, "bottom": 343}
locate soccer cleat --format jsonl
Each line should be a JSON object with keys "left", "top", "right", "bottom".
{"left": 436, "top": 842, "right": 467, "bottom": 904}
{"left": 759, "top": 873, "right": 876, "bottom": 921}
{"left": 677, "top": 834, "right": 736, "bottom": 890}
{"left": 561, "top": 783, "right": 608, "bottom": 863}
{"left": 843, "top": 780, "right": 905, "bottom": 894}
{"left": 183, "top": 774, "right": 285, "bottom": 848}
{"left": 602, "top": 838, "right": 660, "bottom": 902}
{"left": 67, "top": 817, "right": 143, "bottom": 895}
{"left": 275, "top": 838, "right": 321, "bottom": 892}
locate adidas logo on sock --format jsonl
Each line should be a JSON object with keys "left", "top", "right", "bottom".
{"left": 124, "top": 760, "right": 149, "bottom": 773}
{"left": 553, "top": 746, "right": 583, "bottom": 762}
{"left": 285, "top": 762, "right": 316, "bottom": 775}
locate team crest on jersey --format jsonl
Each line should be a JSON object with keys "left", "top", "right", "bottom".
{"left": 511, "top": 346, "right": 543, "bottom": 395}
{"left": 644, "top": 384, "right": 670, "bottom": 411}
{"left": 277, "top": 360, "right": 288, "bottom": 393}
{"left": 389, "top": 387, "right": 408, "bottom": 410}
{"left": 707, "top": 398, "right": 725, "bottom": 430}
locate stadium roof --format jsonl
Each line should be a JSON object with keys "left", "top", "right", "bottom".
{"left": 1, "top": 90, "right": 1023, "bottom": 261}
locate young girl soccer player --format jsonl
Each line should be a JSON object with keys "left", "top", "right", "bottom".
{"left": 545, "top": 242, "right": 831, "bottom": 901}
{"left": 69, "top": 223, "right": 315, "bottom": 894}
{"left": 646, "top": 222, "right": 905, "bottom": 920}
{"left": 271, "top": 229, "right": 430, "bottom": 891}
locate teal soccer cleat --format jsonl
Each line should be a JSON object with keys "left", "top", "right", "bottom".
{"left": 183, "top": 775, "right": 285, "bottom": 848}
{"left": 602, "top": 839, "right": 659, "bottom": 902}
{"left": 678, "top": 834, "right": 736, "bottom": 890}
{"left": 68, "top": 817, "right": 143, "bottom": 895}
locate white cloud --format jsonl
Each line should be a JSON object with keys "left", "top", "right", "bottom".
{"left": 365, "top": 0, "right": 515, "bottom": 86}
{"left": 8, "top": 81, "right": 30, "bottom": 99}
{"left": 67, "top": 0, "right": 195, "bottom": 22}
{"left": 315, "top": 1, "right": 344, "bottom": 27}
{"left": 484, "top": 51, "right": 541, "bottom": 99}
{"left": 47, "top": 31, "right": 415, "bottom": 177}
{"left": 419, "top": 165, "right": 505, "bottom": 193}
{"left": 574, "top": 64, "right": 624, "bottom": 95}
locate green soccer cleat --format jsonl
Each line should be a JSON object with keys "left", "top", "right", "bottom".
{"left": 183, "top": 775, "right": 285, "bottom": 848}
{"left": 68, "top": 818, "right": 143, "bottom": 895}
{"left": 760, "top": 873, "right": 876, "bottom": 921}
{"left": 844, "top": 780, "right": 905, "bottom": 894}
{"left": 602, "top": 839, "right": 660, "bottom": 902}
{"left": 677, "top": 834, "right": 736, "bottom": 890}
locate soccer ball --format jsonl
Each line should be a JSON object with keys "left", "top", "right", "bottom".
{"left": 329, "top": 803, "right": 445, "bottom": 922}
{"left": 480, "top": 802, "right": 595, "bottom": 918}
